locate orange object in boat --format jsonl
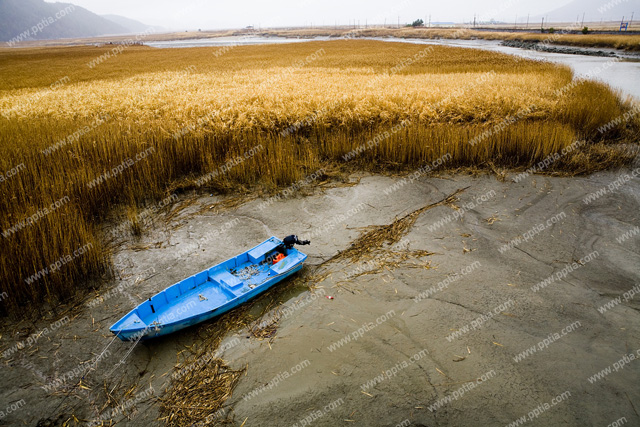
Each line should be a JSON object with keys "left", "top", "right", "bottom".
{"left": 273, "top": 253, "right": 286, "bottom": 264}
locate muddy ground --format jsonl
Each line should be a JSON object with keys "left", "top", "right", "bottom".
{"left": 1, "top": 167, "right": 639, "bottom": 427}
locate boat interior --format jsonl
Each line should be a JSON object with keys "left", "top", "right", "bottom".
{"left": 111, "top": 237, "right": 303, "bottom": 331}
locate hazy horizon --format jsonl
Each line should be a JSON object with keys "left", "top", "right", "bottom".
{"left": 42, "top": 0, "right": 636, "bottom": 31}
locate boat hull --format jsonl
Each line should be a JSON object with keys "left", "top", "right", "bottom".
{"left": 109, "top": 237, "right": 306, "bottom": 341}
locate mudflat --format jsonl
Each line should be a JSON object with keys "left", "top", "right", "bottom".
{"left": 1, "top": 168, "right": 639, "bottom": 426}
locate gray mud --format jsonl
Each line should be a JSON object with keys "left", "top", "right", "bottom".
{"left": 1, "top": 169, "right": 639, "bottom": 426}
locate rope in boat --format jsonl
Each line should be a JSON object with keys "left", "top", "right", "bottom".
{"left": 233, "top": 264, "right": 261, "bottom": 280}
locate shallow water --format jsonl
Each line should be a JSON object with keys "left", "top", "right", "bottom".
{"left": 145, "top": 35, "right": 327, "bottom": 49}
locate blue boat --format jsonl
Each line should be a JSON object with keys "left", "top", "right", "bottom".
{"left": 110, "top": 236, "right": 308, "bottom": 341}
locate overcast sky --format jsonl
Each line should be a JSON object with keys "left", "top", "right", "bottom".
{"left": 45, "top": 0, "right": 606, "bottom": 30}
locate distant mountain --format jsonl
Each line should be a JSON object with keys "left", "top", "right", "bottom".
{"left": 102, "top": 14, "right": 160, "bottom": 33}
{"left": 542, "top": 0, "right": 636, "bottom": 23}
{"left": 0, "top": 0, "right": 155, "bottom": 44}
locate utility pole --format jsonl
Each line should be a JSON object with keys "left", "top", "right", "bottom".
{"left": 398, "top": 16, "right": 400, "bottom": 28}
{"left": 631, "top": 12, "right": 635, "bottom": 28}
{"left": 428, "top": 14, "right": 431, "bottom": 28}
{"left": 473, "top": 14, "right": 476, "bottom": 28}
{"left": 581, "top": 12, "right": 585, "bottom": 27}
{"left": 541, "top": 17, "right": 544, "bottom": 31}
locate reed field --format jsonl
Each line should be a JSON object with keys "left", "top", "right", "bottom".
{"left": 470, "top": 30, "right": 640, "bottom": 51}
{"left": 0, "top": 39, "right": 638, "bottom": 317}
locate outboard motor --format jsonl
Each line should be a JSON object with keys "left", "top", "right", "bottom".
{"left": 283, "top": 235, "right": 310, "bottom": 249}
